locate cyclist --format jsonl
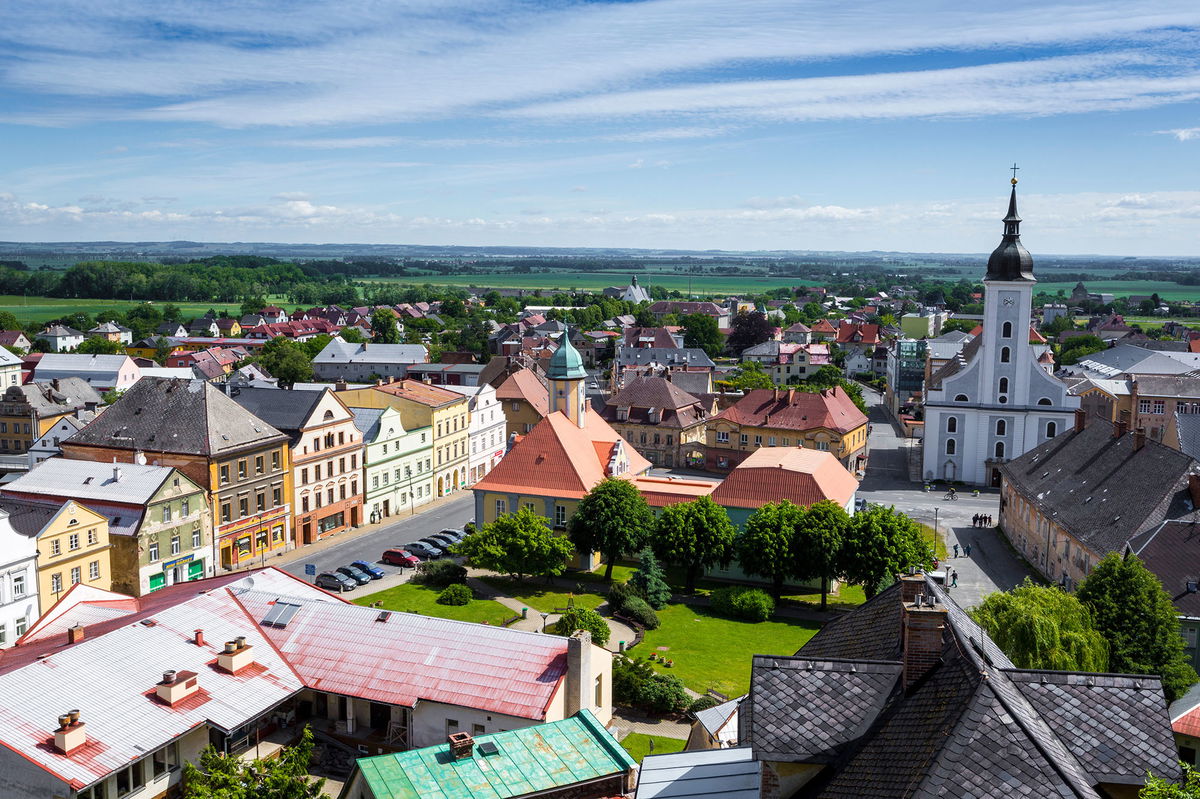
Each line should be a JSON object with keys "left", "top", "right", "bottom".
{"left": 946, "top": 487, "right": 957, "bottom": 500}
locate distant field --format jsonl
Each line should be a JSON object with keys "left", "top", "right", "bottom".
{"left": 0, "top": 295, "right": 287, "bottom": 324}
{"left": 1037, "top": 280, "right": 1200, "bottom": 302}
{"left": 366, "top": 271, "right": 825, "bottom": 295}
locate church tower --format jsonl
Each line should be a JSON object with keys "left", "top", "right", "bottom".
{"left": 548, "top": 330, "right": 588, "bottom": 428}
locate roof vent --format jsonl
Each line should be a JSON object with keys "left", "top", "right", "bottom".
{"left": 216, "top": 638, "right": 255, "bottom": 675}
{"left": 376, "top": 611, "right": 391, "bottom": 623}
{"left": 53, "top": 710, "right": 85, "bottom": 754}
{"left": 156, "top": 670, "right": 200, "bottom": 706}
{"left": 477, "top": 741, "right": 500, "bottom": 756}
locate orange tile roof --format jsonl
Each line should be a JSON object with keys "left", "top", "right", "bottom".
{"left": 374, "top": 379, "right": 465, "bottom": 407}
{"left": 710, "top": 447, "right": 858, "bottom": 509}
{"left": 632, "top": 477, "right": 717, "bottom": 507}
{"left": 495, "top": 368, "right": 550, "bottom": 415}
{"left": 717, "top": 387, "right": 867, "bottom": 434}
{"left": 811, "top": 319, "right": 837, "bottom": 334}
{"left": 835, "top": 322, "right": 880, "bottom": 345}
{"left": 473, "top": 409, "right": 652, "bottom": 499}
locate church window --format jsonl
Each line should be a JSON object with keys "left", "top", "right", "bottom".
{"left": 946, "top": 438, "right": 956, "bottom": 455}
{"left": 947, "top": 417, "right": 957, "bottom": 433}
{"left": 1002, "top": 321, "right": 1013, "bottom": 338}
{"left": 1037, "top": 398, "right": 1052, "bottom": 406}
{"left": 994, "top": 441, "right": 1005, "bottom": 458}
{"left": 1000, "top": 347, "right": 1011, "bottom": 363}
{"left": 954, "top": 394, "right": 968, "bottom": 403}
{"left": 996, "top": 420, "right": 1006, "bottom": 436}
{"left": 998, "top": 377, "right": 1009, "bottom": 394}
{"left": 1046, "top": 421, "right": 1057, "bottom": 438}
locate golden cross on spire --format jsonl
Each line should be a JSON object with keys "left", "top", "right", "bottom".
{"left": 1010, "top": 162, "right": 1020, "bottom": 185}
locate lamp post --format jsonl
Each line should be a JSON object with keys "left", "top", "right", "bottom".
{"left": 540, "top": 612, "right": 550, "bottom": 633}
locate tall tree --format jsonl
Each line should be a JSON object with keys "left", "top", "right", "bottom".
{"left": 726, "top": 310, "right": 773, "bottom": 355}
{"left": 1076, "top": 552, "right": 1198, "bottom": 702}
{"left": 569, "top": 478, "right": 655, "bottom": 581}
{"left": 256, "top": 337, "right": 313, "bottom": 389}
{"left": 791, "top": 500, "right": 849, "bottom": 610}
{"left": 370, "top": 307, "right": 402, "bottom": 344}
{"left": 652, "top": 496, "right": 736, "bottom": 592}
{"left": 725, "top": 361, "right": 775, "bottom": 391}
{"left": 182, "top": 725, "right": 324, "bottom": 799}
{"left": 972, "top": 580, "right": 1109, "bottom": 672}
{"left": 628, "top": 548, "right": 671, "bottom": 609}
{"left": 738, "top": 500, "right": 805, "bottom": 598}
{"left": 77, "top": 336, "right": 126, "bottom": 354}
{"left": 680, "top": 313, "right": 723, "bottom": 357}
{"left": 454, "top": 506, "right": 574, "bottom": 581}
{"left": 838, "top": 505, "right": 931, "bottom": 598}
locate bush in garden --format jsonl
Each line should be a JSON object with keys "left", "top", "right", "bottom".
{"left": 553, "top": 606, "right": 611, "bottom": 647}
{"left": 607, "top": 581, "right": 635, "bottom": 614}
{"left": 619, "top": 596, "right": 661, "bottom": 630}
{"left": 638, "top": 673, "right": 690, "bottom": 714}
{"left": 436, "top": 583, "right": 472, "bottom": 606}
{"left": 688, "top": 695, "right": 721, "bottom": 715}
{"left": 711, "top": 586, "right": 775, "bottom": 622}
{"left": 612, "top": 655, "right": 654, "bottom": 706}
{"left": 416, "top": 559, "right": 467, "bottom": 588}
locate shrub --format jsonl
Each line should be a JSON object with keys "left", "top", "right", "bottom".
{"left": 416, "top": 559, "right": 467, "bottom": 588}
{"left": 688, "top": 695, "right": 721, "bottom": 715}
{"left": 628, "top": 549, "right": 672, "bottom": 609}
{"left": 553, "top": 606, "right": 611, "bottom": 647}
{"left": 711, "top": 586, "right": 775, "bottom": 622}
{"left": 607, "top": 581, "right": 635, "bottom": 615}
{"left": 436, "top": 583, "right": 472, "bottom": 606}
{"left": 620, "top": 595, "right": 661, "bottom": 630}
{"left": 612, "top": 655, "right": 654, "bottom": 705}
{"left": 638, "top": 673, "right": 690, "bottom": 714}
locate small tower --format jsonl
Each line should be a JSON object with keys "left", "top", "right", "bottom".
{"left": 548, "top": 329, "right": 588, "bottom": 428}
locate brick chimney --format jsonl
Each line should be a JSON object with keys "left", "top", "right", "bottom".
{"left": 565, "top": 629, "right": 593, "bottom": 717}
{"left": 1190, "top": 475, "right": 1200, "bottom": 510}
{"left": 448, "top": 731, "right": 474, "bottom": 760}
{"left": 901, "top": 593, "right": 947, "bottom": 692}
{"left": 216, "top": 637, "right": 254, "bottom": 675}
{"left": 53, "top": 710, "right": 85, "bottom": 754}
{"left": 1134, "top": 427, "right": 1146, "bottom": 452}
{"left": 898, "top": 573, "right": 926, "bottom": 605}
{"left": 1114, "top": 418, "right": 1128, "bottom": 439}
{"left": 1074, "top": 408, "right": 1086, "bottom": 433}
{"left": 67, "top": 624, "right": 85, "bottom": 645}
{"left": 193, "top": 629, "right": 206, "bottom": 647}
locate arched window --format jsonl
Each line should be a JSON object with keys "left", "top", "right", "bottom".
{"left": 994, "top": 441, "right": 1005, "bottom": 458}
{"left": 996, "top": 419, "right": 1006, "bottom": 436}
{"left": 998, "top": 377, "right": 1009, "bottom": 394}
{"left": 947, "top": 417, "right": 957, "bottom": 433}
{"left": 954, "top": 394, "right": 969, "bottom": 402}
{"left": 1046, "top": 421, "right": 1057, "bottom": 438}
{"left": 1000, "top": 347, "right": 1011, "bottom": 363}
{"left": 1037, "top": 398, "right": 1052, "bottom": 406}
{"left": 1002, "top": 321, "right": 1013, "bottom": 338}
{"left": 323, "top": 410, "right": 335, "bottom": 421}
{"left": 946, "top": 438, "right": 957, "bottom": 455}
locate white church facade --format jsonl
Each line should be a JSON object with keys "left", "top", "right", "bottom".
{"left": 922, "top": 179, "right": 1079, "bottom": 487}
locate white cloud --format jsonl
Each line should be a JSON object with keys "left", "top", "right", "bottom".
{"left": 1158, "top": 127, "right": 1200, "bottom": 140}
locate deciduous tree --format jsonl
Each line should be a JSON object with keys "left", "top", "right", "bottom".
{"left": 1076, "top": 552, "right": 1199, "bottom": 702}
{"left": 792, "top": 500, "right": 849, "bottom": 610}
{"left": 553, "top": 604, "right": 611, "bottom": 646}
{"left": 256, "top": 337, "right": 312, "bottom": 389}
{"left": 738, "top": 500, "right": 804, "bottom": 599}
{"left": 569, "top": 478, "right": 655, "bottom": 581}
{"left": 182, "top": 725, "right": 324, "bottom": 799}
{"left": 652, "top": 496, "right": 735, "bottom": 592}
{"left": 454, "top": 506, "right": 574, "bottom": 581}
{"left": 726, "top": 310, "right": 772, "bottom": 354}
{"left": 838, "top": 505, "right": 931, "bottom": 598}
{"left": 972, "top": 580, "right": 1108, "bottom": 672}
{"left": 370, "top": 307, "right": 401, "bottom": 344}
{"left": 77, "top": 336, "right": 126, "bottom": 355}
{"left": 680, "top": 313, "right": 723, "bottom": 357}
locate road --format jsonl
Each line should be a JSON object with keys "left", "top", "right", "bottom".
{"left": 280, "top": 493, "right": 475, "bottom": 580}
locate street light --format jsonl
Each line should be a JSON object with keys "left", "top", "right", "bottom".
{"left": 540, "top": 612, "right": 550, "bottom": 633}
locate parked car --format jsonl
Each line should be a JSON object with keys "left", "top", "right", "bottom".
{"left": 335, "top": 565, "right": 373, "bottom": 586}
{"left": 315, "top": 571, "right": 357, "bottom": 592}
{"left": 351, "top": 560, "right": 385, "bottom": 580}
{"left": 407, "top": 541, "right": 445, "bottom": 559}
{"left": 381, "top": 549, "right": 420, "bottom": 567}
{"left": 427, "top": 534, "right": 458, "bottom": 549}
{"left": 437, "top": 528, "right": 467, "bottom": 542}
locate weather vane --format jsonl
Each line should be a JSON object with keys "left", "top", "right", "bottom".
{"left": 1010, "top": 162, "right": 1020, "bottom": 184}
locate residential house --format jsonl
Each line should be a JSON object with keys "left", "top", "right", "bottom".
{"left": 999, "top": 411, "right": 1200, "bottom": 589}
{"left": 27, "top": 409, "right": 97, "bottom": 466}
{"left": 648, "top": 300, "right": 730, "bottom": 327}
{"left": 259, "top": 305, "right": 289, "bottom": 323}
{"left": 613, "top": 346, "right": 715, "bottom": 392}
{"left": 404, "top": 362, "right": 486, "bottom": 386}
{"left": 0, "top": 498, "right": 111, "bottom": 605}
{"left": 214, "top": 317, "right": 241, "bottom": 337}
{"left": 0, "top": 345, "right": 22, "bottom": 389}
{"left": 739, "top": 340, "right": 829, "bottom": 384}
{"left": 782, "top": 322, "right": 812, "bottom": 344}
{"left": 444, "top": 383, "right": 506, "bottom": 484}
{"left": 0, "top": 378, "right": 103, "bottom": 455}
{"left": 898, "top": 308, "right": 949, "bottom": 339}
{"left": 0, "top": 567, "right": 613, "bottom": 799}
{"left": 835, "top": 322, "right": 881, "bottom": 376}
{"left": 3, "top": 459, "right": 212, "bottom": 595}
{"left": 36, "top": 324, "right": 85, "bottom": 352}
{"left": 0, "top": 331, "right": 32, "bottom": 352}
{"left": 32, "top": 353, "right": 141, "bottom": 392}
{"left": 598, "top": 376, "right": 712, "bottom": 468}
{"left": 0, "top": 506, "right": 38, "bottom": 648}
{"left": 312, "top": 337, "right": 429, "bottom": 382}
{"left": 336, "top": 380, "right": 470, "bottom": 498}
{"left": 155, "top": 322, "right": 187, "bottom": 337}
{"left": 340, "top": 711, "right": 635, "bottom": 799}
{"left": 495, "top": 367, "right": 550, "bottom": 439}
{"left": 229, "top": 387, "right": 364, "bottom": 544}
{"left": 353, "top": 406, "right": 434, "bottom": 522}
{"left": 186, "top": 314, "right": 219, "bottom": 336}
{"left": 705, "top": 387, "right": 869, "bottom": 473}
{"left": 61, "top": 377, "right": 292, "bottom": 570}
{"left": 620, "top": 326, "right": 682, "bottom": 351}
{"left": 1126, "top": 375, "right": 1200, "bottom": 448}
{"left": 165, "top": 346, "right": 246, "bottom": 379}
{"left": 809, "top": 318, "right": 837, "bottom": 340}
{"left": 86, "top": 321, "right": 133, "bottom": 345}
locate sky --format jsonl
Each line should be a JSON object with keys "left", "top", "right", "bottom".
{"left": 2, "top": 0, "right": 1200, "bottom": 255}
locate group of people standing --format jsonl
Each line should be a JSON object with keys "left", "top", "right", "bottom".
{"left": 971, "top": 514, "right": 992, "bottom": 527}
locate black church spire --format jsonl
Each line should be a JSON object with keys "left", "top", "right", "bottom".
{"left": 985, "top": 172, "right": 1035, "bottom": 282}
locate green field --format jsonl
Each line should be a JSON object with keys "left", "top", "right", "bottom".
{"left": 365, "top": 271, "right": 824, "bottom": 295}
{"left": 0, "top": 295, "right": 289, "bottom": 324}
{"left": 1037, "top": 280, "right": 1200, "bottom": 302}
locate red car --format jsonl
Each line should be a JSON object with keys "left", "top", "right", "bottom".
{"left": 381, "top": 549, "right": 421, "bottom": 567}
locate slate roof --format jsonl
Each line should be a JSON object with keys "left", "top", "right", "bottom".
{"left": 1126, "top": 520, "right": 1200, "bottom": 618}
{"left": 227, "top": 385, "right": 327, "bottom": 438}
{"left": 351, "top": 407, "right": 386, "bottom": 439}
{"left": 599, "top": 377, "right": 708, "bottom": 429}
{"left": 999, "top": 418, "right": 1200, "bottom": 554}
{"left": 693, "top": 696, "right": 741, "bottom": 739}
{"left": 313, "top": 338, "right": 428, "bottom": 367}
{"left": 1176, "top": 411, "right": 1200, "bottom": 461}
{"left": 716, "top": 386, "right": 867, "bottom": 434}
{"left": 1133, "top": 374, "right": 1200, "bottom": 398}
{"left": 2, "top": 378, "right": 102, "bottom": 415}
{"left": 66, "top": 377, "right": 287, "bottom": 456}
{"left": 616, "top": 347, "right": 715, "bottom": 369}
{"left": 927, "top": 334, "right": 982, "bottom": 390}
{"left": 620, "top": 327, "right": 679, "bottom": 349}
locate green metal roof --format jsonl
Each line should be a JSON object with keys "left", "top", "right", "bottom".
{"left": 547, "top": 334, "right": 586, "bottom": 381}
{"left": 357, "top": 710, "right": 635, "bottom": 799}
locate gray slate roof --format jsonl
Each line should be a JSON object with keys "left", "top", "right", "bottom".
{"left": 226, "top": 386, "right": 326, "bottom": 439}
{"left": 3, "top": 459, "right": 180, "bottom": 506}
{"left": 999, "top": 418, "right": 1200, "bottom": 554}
{"left": 312, "top": 338, "right": 427, "bottom": 366}
{"left": 3, "top": 378, "right": 103, "bottom": 415}
{"left": 1127, "top": 519, "right": 1200, "bottom": 618}
{"left": 616, "top": 347, "right": 715, "bottom": 368}
{"left": 693, "top": 696, "right": 740, "bottom": 738}
{"left": 67, "top": 377, "right": 286, "bottom": 456}
{"left": 350, "top": 407, "right": 385, "bottom": 439}
{"left": 1175, "top": 412, "right": 1200, "bottom": 461}
{"left": 0, "top": 498, "right": 65, "bottom": 538}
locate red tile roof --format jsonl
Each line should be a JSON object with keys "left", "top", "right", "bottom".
{"left": 632, "top": 477, "right": 717, "bottom": 507}
{"left": 710, "top": 447, "right": 858, "bottom": 509}
{"left": 473, "top": 409, "right": 651, "bottom": 499}
{"left": 375, "top": 379, "right": 466, "bottom": 408}
{"left": 495, "top": 368, "right": 550, "bottom": 415}
{"left": 717, "top": 387, "right": 867, "bottom": 434}
{"left": 811, "top": 319, "right": 837, "bottom": 334}
{"left": 835, "top": 323, "right": 880, "bottom": 345}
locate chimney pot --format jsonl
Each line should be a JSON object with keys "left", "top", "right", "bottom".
{"left": 235, "top": 635, "right": 246, "bottom": 649}
{"left": 68, "top": 709, "right": 80, "bottom": 725}
{"left": 162, "top": 670, "right": 177, "bottom": 685}
{"left": 1134, "top": 427, "right": 1146, "bottom": 451}
{"left": 67, "top": 624, "right": 85, "bottom": 644}
{"left": 57, "top": 714, "right": 70, "bottom": 732}
{"left": 194, "top": 629, "right": 205, "bottom": 647}
{"left": 224, "top": 641, "right": 236, "bottom": 654}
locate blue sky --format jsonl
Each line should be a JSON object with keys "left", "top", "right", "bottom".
{"left": 2, "top": 0, "right": 1200, "bottom": 254}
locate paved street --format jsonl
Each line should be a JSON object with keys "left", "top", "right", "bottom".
{"left": 856, "top": 385, "right": 1035, "bottom": 607}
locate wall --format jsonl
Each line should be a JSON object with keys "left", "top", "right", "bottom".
{"left": 411, "top": 700, "right": 543, "bottom": 749}
{"left": 0, "top": 743, "right": 69, "bottom": 798}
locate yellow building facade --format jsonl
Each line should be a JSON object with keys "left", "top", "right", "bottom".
{"left": 27, "top": 501, "right": 112, "bottom": 604}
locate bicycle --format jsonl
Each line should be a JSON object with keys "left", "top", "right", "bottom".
{"left": 943, "top": 491, "right": 958, "bottom": 501}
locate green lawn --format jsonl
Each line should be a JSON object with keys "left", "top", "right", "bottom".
{"left": 781, "top": 583, "right": 867, "bottom": 611}
{"left": 620, "top": 733, "right": 686, "bottom": 762}
{"left": 477, "top": 576, "right": 607, "bottom": 612}
{"left": 354, "top": 582, "right": 514, "bottom": 625}
{"left": 640, "top": 603, "right": 820, "bottom": 696}
{"left": 0, "top": 294, "right": 290, "bottom": 324}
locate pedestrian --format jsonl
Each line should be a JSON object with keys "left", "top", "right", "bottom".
{"left": 987, "top": 515, "right": 993, "bottom": 527}
{"left": 970, "top": 514, "right": 977, "bottom": 528}
{"left": 953, "top": 543, "right": 960, "bottom": 558}
{"left": 951, "top": 570, "right": 958, "bottom": 588}
{"left": 964, "top": 543, "right": 972, "bottom": 558}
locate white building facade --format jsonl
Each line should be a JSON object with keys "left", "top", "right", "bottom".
{"left": 446, "top": 384, "right": 506, "bottom": 485}
{"left": 922, "top": 181, "right": 1079, "bottom": 487}
{"left": 353, "top": 405, "right": 435, "bottom": 522}
{"left": 0, "top": 507, "right": 39, "bottom": 648}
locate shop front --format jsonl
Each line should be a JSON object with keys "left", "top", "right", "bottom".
{"left": 217, "top": 506, "right": 290, "bottom": 570}
{"left": 147, "top": 554, "right": 207, "bottom": 592}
